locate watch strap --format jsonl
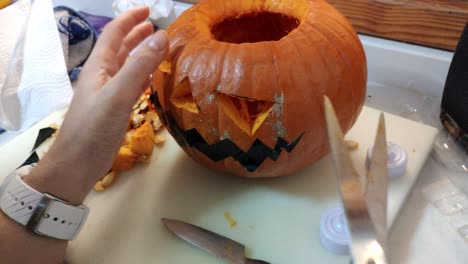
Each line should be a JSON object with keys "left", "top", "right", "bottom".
{"left": 0, "top": 165, "right": 89, "bottom": 240}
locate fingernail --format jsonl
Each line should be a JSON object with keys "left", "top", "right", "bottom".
{"left": 147, "top": 31, "right": 168, "bottom": 52}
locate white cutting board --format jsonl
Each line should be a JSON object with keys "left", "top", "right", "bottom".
{"left": 0, "top": 106, "right": 437, "bottom": 263}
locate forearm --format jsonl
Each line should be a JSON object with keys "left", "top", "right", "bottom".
{"left": 0, "top": 212, "right": 66, "bottom": 264}
{"left": 0, "top": 7, "right": 168, "bottom": 263}
{"left": 23, "top": 142, "right": 99, "bottom": 205}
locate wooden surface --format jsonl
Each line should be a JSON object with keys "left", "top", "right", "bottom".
{"left": 178, "top": 0, "right": 468, "bottom": 51}
{"left": 328, "top": 0, "right": 468, "bottom": 50}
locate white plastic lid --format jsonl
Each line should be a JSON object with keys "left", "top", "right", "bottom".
{"left": 319, "top": 207, "right": 350, "bottom": 255}
{"left": 366, "top": 141, "right": 408, "bottom": 179}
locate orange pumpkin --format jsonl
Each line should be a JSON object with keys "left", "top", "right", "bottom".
{"left": 153, "top": 0, "right": 367, "bottom": 177}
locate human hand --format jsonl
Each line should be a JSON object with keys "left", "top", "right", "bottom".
{"left": 26, "top": 7, "right": 169, "bottom": 204}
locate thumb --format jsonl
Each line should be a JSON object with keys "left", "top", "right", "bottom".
{"left": 107, "top": 30, "right": 169, "bottom": 106}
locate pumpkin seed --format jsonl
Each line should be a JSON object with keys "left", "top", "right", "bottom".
{"left": 94, "top": 181, "right": 105, "bottom": 192}
{"left": 154, "top": 134, "right": 166, "bottom": 144}
{"left": 132, "top": 114, "right": 145, "bottom": 126}
{"left": 101, "top": 171, "right": 117, "bottom": 187}
{"left": 139, "top": 100, "right": 148, "bottom": 111}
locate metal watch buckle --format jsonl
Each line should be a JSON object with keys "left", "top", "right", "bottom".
{"left": 25, "top": 194, "right": 89, "bottom": 240}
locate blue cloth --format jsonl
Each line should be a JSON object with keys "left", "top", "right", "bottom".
{"left": 78, "top": 11, "right": 113, "bottom": 36}
{"left": 53, "top": 6, "right": 97, "bottom": 77}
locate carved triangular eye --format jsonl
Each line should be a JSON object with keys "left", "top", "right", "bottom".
{"left": 217, "top": 92, "right": 274, "bottom": 136}
{"left": 170, "top": 78, "right": 199, "bottom": 114}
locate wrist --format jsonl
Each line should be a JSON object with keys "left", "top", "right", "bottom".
{"left": 23, "top": 151, "right": 95, "bottom": 205}
{"left": 1, "top": 163, "right": 91, "bottom": 241}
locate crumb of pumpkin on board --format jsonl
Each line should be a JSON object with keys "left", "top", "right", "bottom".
{"left": 224, "top": 211, "right": 237, "bottom": 228}
{"left": 345, "top": 140, "right": 359, "bottom": 150}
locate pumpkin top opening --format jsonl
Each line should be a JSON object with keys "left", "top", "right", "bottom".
{"left": 211, "top": 12, "right": 300, "bottom": 44}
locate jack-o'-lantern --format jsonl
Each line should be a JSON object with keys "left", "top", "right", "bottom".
{"left": 152, "top": 0, "right": 367, "bottom": 177}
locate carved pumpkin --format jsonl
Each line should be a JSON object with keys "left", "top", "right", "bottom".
{"left": 153, "top": 0, "right": 367, "bottom": 177}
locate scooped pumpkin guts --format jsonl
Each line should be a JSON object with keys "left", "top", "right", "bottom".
{"left": 153, "top": 0, "right": 367, "bottom": 177}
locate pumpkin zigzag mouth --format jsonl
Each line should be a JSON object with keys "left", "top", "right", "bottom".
{"left": 181, "top": 128, "right": 304, "bottom": 172}
{"left": 152, "top": 92, "right": 303, "bottom": 172}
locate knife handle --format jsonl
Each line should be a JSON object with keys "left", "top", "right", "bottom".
{"left": 245, "top": 258, "right": 270, "bottom": 264}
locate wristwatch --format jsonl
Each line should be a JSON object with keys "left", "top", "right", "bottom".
{"left": 0, "top": 164, "right": 89, "bottom": 240}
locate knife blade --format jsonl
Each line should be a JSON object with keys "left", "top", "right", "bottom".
{"left": 324, "top": 96, "right": 387, "bottom": 264}
{"left": 365, "top": 114, "right": 388, "bottom": 247}
{"left": 161, "top": 218, "right": 270, "bottom": 264}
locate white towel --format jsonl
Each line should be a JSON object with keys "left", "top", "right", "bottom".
{"left": 112, "top": 0, "right": 174, "bottom": 22}
{"left": 0, "top": 0, "right": 72, "bottom": 132}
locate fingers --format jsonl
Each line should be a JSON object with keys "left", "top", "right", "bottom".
{"left": 105, "top": 30, "right": 169, "bottom": 109}
{"left": 117, "top": 21, "right": 155, "bottom": 67}
{"left": 93, "top": 7, "right": 150, "bottom": 61}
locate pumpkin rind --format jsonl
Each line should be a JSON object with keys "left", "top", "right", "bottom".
{"left": 153, "top": 0, "right": 367, "bottom": 177}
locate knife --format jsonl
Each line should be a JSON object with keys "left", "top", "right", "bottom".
{"left": 324, "top": 96, "right": 388, "bottom": 264}
{"left": 162, "top": 218, "right": 270, "bottom": 264}
{"left": 364, "top": 114, "right": 388, "bottom": 248}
